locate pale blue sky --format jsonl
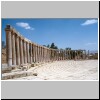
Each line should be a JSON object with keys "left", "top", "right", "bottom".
{"left": 2, "top": 18, "right": 98, "bottom": 51}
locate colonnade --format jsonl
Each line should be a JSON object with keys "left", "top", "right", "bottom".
{"left": 5, "top": 25, "right": 86, "bottom": 67}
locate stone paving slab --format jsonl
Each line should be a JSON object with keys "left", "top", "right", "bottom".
{"left": 1, "top": 70, "right": 37, "bottom": 80}
{"left": 6, "top": 60, "right": 98, "bottom": 80}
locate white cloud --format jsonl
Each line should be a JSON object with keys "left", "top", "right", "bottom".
{"left": 85, "top": 43, "right": 96, "bottom": 46}
{"left": 81, "top": 19, "right": 98, "bottom": 26}
{"left": 16, "top": 22, "right": 34, "bottom": 30}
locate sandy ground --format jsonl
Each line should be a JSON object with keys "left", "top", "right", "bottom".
{"left": 9, "top": 60, "right": 98, "bottom": 80}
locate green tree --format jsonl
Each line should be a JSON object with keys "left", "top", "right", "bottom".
{"left": 50, "top": 43, "right": 58, "bottom": 49}
{"left": 65, "top": 47, "right": 71, "bottom": 50}
{"left": 50, "top": 43, "right": 55, "bottom": 48}
{"left": 47, "top": 44, "right": 50, "bottom": 48}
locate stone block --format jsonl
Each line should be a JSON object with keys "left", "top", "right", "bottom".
{"left": 33, "top": 73, "right": 38, "bottom": 76}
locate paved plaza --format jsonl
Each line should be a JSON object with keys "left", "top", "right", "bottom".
{"left": 9, "top": 60, "right": 98, "bottom": 80}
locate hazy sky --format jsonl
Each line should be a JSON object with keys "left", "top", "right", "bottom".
{"left": 2, "top": 18, "right": 98, "bottom": 51}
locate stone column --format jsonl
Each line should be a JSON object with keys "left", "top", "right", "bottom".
{"left": 64, "top": 50, "right": 66, "bottom": 60}
{"left": 43, "top": 48, "right": 45, "bottom": 62}
{"left": 60, "top": 50, "right": 62, "bottom": 60}
{"left": 31, "top": 44, "right": 33, "bottom": 62}
{"left": 37, "top": 45, "right": 39, "bottom": 62}
{"left": 50, "top": 49, "right": 52, "bottom": 61}
{"left": 75, "top": 50, "right": 76, "bottom": 60}
{"left": 46, "top": 48, "right": 47, "bottom": 62}
{"left": 79, "top": 50, "right": 81, "bottom": 59}
{"left": 39, "top": 46, "right": 41, "bottom": 62}
{"left": 34, "top": 45, "right": 37, "bottom": 63}
{"left": 23, "top": 40, "right": 27, "bottom": 64}
{"left": 58, "top": 50, "right": 60, "bottom": 61}
{"left": 12, "top": 30, "right": 16, "bottom": 65}
{"left": 43, "top": 47, "right": 45, "bottom": 62}
{"left": 56, "top": 50, "right": 57, "bottom": 61}
{"left": 72, "top": 50, "right": 73, "bottom": 59}
{"left": 41, "top": 47, "right": 43, "bottom": 62}
{"left": 36, "top": 45, "right": 38, "bottom": 62}
{"left": 45, "top": 48, "right": 47, "bottom": 62}
{"left": 32, "top": 44, "right": 35, "bottom": 63}
{"left": 34, "top": 45, "right": 36, "bottom": 62}
{"left": 48, "top": 49, "right": 50, "bottom": 61}
{"left": 46, "top": 49, "right": 48, "bottom": 62}
{"left": 53, "top": 50, "right": 55, "bottom": 61}
{"left": 55, "top": 50, "right": 57, "bottom": 61}
{"left": 49, "top": 49, "right": 51, "bottom": 61}
{"left": 46, "top": 49, "right": 48, "bottom": 61}
{"left": 53, "top": 50, "right": 54, "bottom": 61}
{"left": 77, "top": 50, "right": 78, "bottom": 59}
{"left": 69, "top": 50, "right": 70, "bottom": 59}
{"left": 54, "top": 50, "right": 55, "bottom": 61}
{"left": 71, "top": 50, "right": 73, "bottom": 59}
{"left": 5, "top": 25, "right": 12, "bottom": 66}
{"left": 67, "top": 50, "right": 69, "bottom": 59}
{"left": 59, "top": 50, "right": 61, "bottom": 60}
{"left": 67, "top": 50, "right": 68, "bottom": 60}
{"left": 63, "top": 50, "right": 65, "bottom": 60}
{"left": 82, "top": 50, "right": 83, "bottom": 59}
{"left": 85, "top": 50, "right": 86, "bottom": 59}
{"left": 43, "top": 47, "right": 44, "bottom": 62}
{"left": 35, "top": 45, "right": 37, "bottom": 63}
{"left": 66, "top": 50, "right": 68, "bottom": 60}
{"left": 75, "top": 50, "right": 77, "bottom": 59}
{"left": 51, "top": 50, "right": 52, "bottom": 61}
{"left": 68, "top": 50, "right": 69, "bottom": 59}
{"left": 47, "top": 49, "right": 48, "bottom": 62}
{"left": 61, "top": 50, "right": 63, "bottom": 60}
{"left": 20, "top": 37, "right": 24, "bottom": 65}
{"left": 16, "top": 34, "right": 20, "bottom": 65}
{"left": 27, "top": 42, "right": 30, "bottom": 63}
{"left": 58, "top": 50, "right": 60, "bottom": 60}
{"left": 30, "top": 43, "right": 32, "bottom": 63}
{"left": 40, "top": 46, "right": 42, "bottom": 62}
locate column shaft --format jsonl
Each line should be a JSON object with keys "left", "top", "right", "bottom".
{"left": 24, "top": 40, "right": 27, "bottom": 64}
{"left": 12, "top": 32, "right": 16, "bottom": 65}
{"left": 16, "top": 34, "right": 20, "bottom": 65}
{"left": 6, "top": 30, "right": 12, "bottom": 66}
{"left": 30, "top": 43, "right": 32, "bottom": 63}
{"left": 27, "top": 42, "right": 30, "bottom": 63}
{"left": 20, "top": 38, "right": 24, "bottom": 65}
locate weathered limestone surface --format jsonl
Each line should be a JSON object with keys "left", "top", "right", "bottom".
{"left": 4, "top": 25, "right": 86, "bottom": 73}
